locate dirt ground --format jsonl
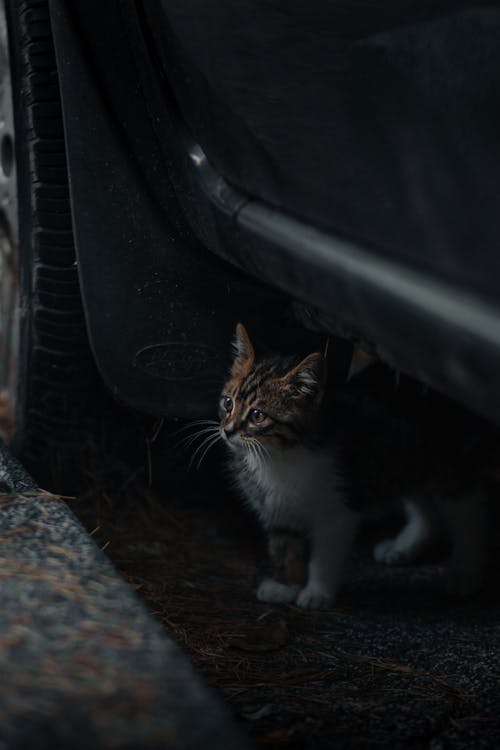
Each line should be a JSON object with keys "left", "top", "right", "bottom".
{"left": 72, "top": 438, "right": 500, "bottom": 750}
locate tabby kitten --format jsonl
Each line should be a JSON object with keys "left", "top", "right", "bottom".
{"left": 219, "top": 324, "right": 491, "bottom": 609}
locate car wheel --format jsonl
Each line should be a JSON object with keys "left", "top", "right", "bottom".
{"left": 0, "top": 0, "right": 103, "bottom": 490}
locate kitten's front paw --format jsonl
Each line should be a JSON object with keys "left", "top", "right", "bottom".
{"left": 257, "top": 578, "right": 300, "bottom": 604}
{"left": 374, "top": 539, "right": 414, "bottom": 565}
{"left": 296, "top": 584, "right": 333, "bottom": 610}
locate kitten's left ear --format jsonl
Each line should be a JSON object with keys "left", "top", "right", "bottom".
{"left": 281, "top": 352, "right": 326, "bottom": 400}
{"left": 231, "top": 323, "right": 255, "bottom": 377}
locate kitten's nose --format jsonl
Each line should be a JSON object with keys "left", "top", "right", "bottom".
{"left": 224, "top": 424, "right": 235, "bottom": 437}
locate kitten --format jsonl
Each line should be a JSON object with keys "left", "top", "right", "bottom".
{"left": 219, "top": 324, "right": 494, "bottom": 609}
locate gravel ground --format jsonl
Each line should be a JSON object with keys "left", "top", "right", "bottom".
{"left": 73, "top": 444, "right": 500, "bottom": 750}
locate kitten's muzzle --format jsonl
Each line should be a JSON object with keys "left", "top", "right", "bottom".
{"left": 220, "top": 422, "right": 236, "bottom": 440}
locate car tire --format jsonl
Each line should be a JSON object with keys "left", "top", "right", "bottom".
{"left": 1, "top": 0, "right": 104, "bottom": 490}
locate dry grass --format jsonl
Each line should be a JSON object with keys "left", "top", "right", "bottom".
{"left": 71, "top": 458, "right": 487, "bottom": 749}
{"left": 0, "top": 389, "right": 496, "bottom": 747}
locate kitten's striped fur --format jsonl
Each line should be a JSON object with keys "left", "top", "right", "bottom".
{"left": 220, "top": 324, "right": 492, "bottom": 609}
{"left": 220, "top": 324, "right": 355, "bottom": 609}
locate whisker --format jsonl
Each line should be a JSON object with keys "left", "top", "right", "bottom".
{"left": 168, "top": 419, "right": 219, "bottom": 440}
{"left": 175, "top": 426, "right": 219, "bottom": 451}
{"left": 251, "top": 441, "right": 262, "bottom": 462}
{"left": 245, "top": 439, "right": 255, "bottom": 458}
{"left": 189, "top": 431, "right": 222, "bottom": 468}
{"left": 248, "top": 436, "right": 269, "bottom": 463}
{"left": 196, "top": 434, "right": 222, "bottom": 470}
{"left": 246, "top": 438, "right": 261, "bottom": 463}
{"left": 257, "top": 440, "right": 270, "bottom": 461}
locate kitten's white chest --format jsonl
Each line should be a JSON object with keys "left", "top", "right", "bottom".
{"left": 237, "top": 447, "right": 338, "bottom": 530}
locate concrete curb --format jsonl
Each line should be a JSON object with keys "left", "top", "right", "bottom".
{"left": 0, "top": 440, "right": 251, "bottom": 749}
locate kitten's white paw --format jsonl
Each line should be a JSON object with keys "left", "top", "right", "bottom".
{"left": 373, "top": 539, "right": 415, "bottom": 565}
{"left": 256, "top": 578, "right": 299, "bottom": 604}
{"left": 296, "top": 584, "right": 333, "bottom": 610}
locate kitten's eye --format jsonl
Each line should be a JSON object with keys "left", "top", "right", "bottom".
{"left": 223, "top": 396, "right": 233, "bottom": 413}
{"left": 250, "top": 409, "right": 266, "bottom": 424}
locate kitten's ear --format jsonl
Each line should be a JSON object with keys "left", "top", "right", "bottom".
{"left": 281, "top": 352, "right": 326, "bottom": 400}
{"left": 231, "top": 323, "right": 255, "bottom": 378}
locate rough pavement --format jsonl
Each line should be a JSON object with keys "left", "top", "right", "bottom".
{"left": 0, "top": 440, "right": 251, "bottom": 750}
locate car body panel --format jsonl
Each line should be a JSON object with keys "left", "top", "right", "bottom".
{"left": 49, "top": 0, "right": 500, "bottom": 422}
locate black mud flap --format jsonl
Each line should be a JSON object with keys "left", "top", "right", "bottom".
{"left": 48, "top": 0, "right": 342, "bottom": 420}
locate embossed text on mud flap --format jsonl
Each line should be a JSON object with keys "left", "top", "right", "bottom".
{"left": 134, "top": 342, "right": 220, "bottom": 381}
